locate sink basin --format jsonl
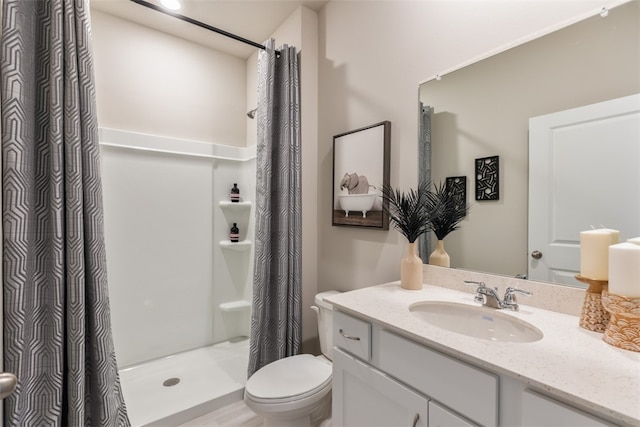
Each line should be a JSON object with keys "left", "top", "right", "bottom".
{"left": 409, "top": 301, "right": 543, "bottom": 343}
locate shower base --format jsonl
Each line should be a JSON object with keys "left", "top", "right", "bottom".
{"left": 119, "top": 337, "right": 250, "bottom": 427}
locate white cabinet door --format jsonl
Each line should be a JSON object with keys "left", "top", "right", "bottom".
{"left": 522, "top": 390, "right": 613, "bottom": 427}
{"left": 429, "top": 401, "right": 477, "bottom": 427}
{"left": 379, "top": 330, "right": 498, "bottom": 427}
{"left": 332, "top": 348, "right": 428, "bottom": 427}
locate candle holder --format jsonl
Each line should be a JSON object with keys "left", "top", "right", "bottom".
{"left": 601, "top": 290, "right": 640, "bottom": 352}
{"left": 575, "top": 275, "right": 610, "bottom": 333}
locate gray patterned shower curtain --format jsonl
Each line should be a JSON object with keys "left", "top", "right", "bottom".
{"left": 0, "top": 0, "right": 129, "bottom": 425}
{"left": 248, "top": 39, "right": 302, "bottom": 377}
{"left": 418, "top": 103, "right": 432, "bottom": 262}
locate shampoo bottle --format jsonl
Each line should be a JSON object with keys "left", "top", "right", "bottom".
{"left": 230, "top": 183, "right": 240, "bottom": 202}
{"left": 230, "top": 223, "right": 240, "bottom": 242}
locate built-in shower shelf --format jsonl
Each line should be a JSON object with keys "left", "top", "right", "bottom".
{"left": 219, "top": 240, "right": 252, "bottom": 250}
{"left": 219, "top": 201, "right": 252, "bottom": 209}
{"left": 219, "top": 300, "right": 251, "bottom": 312}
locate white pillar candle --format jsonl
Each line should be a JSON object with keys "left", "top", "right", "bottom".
{"left": 602, "top": 229, "right": 621, "bottom": 244}
{"left": 580, "top": 229, "right": 619, "bottom": 280}
{"left": 628, "top": 237, "right": 640, "bottom": 246}
{"left": 609, "top": 242, "right": 640, "bottom": 298}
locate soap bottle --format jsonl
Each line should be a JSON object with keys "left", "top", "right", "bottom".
{"left": 230, "top": 183, "right": 240, "bottom": 202}
{"left": 230, "top": 223, "right": 240, "bottom": 242}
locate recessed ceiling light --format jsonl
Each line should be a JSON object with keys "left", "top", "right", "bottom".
{"left": 160, "top": 0, "right": 181, "bottom": 11}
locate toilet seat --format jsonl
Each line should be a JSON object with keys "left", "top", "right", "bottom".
{"left": 245, "top": 354, "right": 332, "bottom": 404}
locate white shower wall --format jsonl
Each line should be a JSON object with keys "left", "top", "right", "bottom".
{"left": 100, "top": 128, "right": 255, "bottom": 368}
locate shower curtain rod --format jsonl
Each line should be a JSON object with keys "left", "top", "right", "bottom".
{"left": 129, "top": 0, "right": 271, "bottom": 53}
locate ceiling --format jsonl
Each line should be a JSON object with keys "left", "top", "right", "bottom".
{"left": 90, "top": 0, "right": 329, "bottom": 58}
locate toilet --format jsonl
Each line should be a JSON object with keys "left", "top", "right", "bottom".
{"left": 244, "top": 291, "right": 340, "bottom": 427}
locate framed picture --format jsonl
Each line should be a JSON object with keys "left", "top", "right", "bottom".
{"left": 332, "top": 121, "right": 390, "bottom": 229}
{"left": 445, "top": 176, "right": 467, "bottom": 217}
{"left": 475, "top": 155, "right": 499, "bottom": 200}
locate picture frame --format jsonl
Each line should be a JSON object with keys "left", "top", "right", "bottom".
{"left": 445, "top": 176, "right": 467, "bottom": 217}
{"left": 475, "top": 155, "right": 500, "bottom": 200}
{"left": 332, "top": 121, "right": 391, "bottom": 229}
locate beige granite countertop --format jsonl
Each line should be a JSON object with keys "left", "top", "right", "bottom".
{"left": 326, "top": 282, "right": 640, "bottom": 426}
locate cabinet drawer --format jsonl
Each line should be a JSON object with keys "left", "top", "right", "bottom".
{"left": 379, "top": 330, "right": 498, "bottom": 426}
{"left": 522, "top": 390, "right": 613, "bottom": 426}
{"left": 333, "top": 311, "right": 372, "bottom": 361}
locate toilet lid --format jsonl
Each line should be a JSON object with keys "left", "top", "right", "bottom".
{"left": 245, "top": 354, "right": 332, "bottom": 402}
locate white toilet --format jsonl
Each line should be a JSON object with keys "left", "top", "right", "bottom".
{"left": 244, "top": 291, "right": 340, "bottom": 427}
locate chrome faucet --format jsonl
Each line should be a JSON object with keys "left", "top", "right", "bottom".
{"left": 464, "top": 281, "right": 532, "bottom": 311}
{"left": 465, "top": 281, "right": 503, "bottom": 309}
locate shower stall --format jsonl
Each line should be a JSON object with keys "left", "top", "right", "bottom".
{"left": 99, "top": 128, "right": 256, "bottom": 426}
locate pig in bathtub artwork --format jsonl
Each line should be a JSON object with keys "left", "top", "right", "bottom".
{"left": 332, "top": 120, "right": 390, "bottom": 229}
{"left": 338, "top": 173, "right": 378, "bottom": 218}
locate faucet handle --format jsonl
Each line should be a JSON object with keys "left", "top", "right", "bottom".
{"left": 464, "top": 281, "right": 487, "bottom": 304}
{"left": 504, "top": 286, "right": 532, "bottom": 298}
{"left": 503, "top": 287, "right": 532, "bottom": 307}
{"left": 464, "top": 280, "right": 486, "bottom": 288}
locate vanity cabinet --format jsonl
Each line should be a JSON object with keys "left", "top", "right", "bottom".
{"left": 333, "top": 311, "right": 487, "bottom": 427}
{"left": 333, "top": 310, "right": 617, "bottom": 427}
{"left": 378, "top": 330, "right": 497, "bottom": 426}
{"left": 333, "top": 348, "right": 429, "bottom": 427}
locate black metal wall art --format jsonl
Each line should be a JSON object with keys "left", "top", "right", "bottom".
{"left": 475, "top": 156, "right": 499, "bottom": 200}
{"left": 445, "top": 176, "right": 467, "bottom": 216}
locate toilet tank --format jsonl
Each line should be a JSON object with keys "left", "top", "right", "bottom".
{"left": 313, "top": 291, "right": 341, "bottom": 361}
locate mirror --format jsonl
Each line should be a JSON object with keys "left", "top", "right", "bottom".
{"left": 419, "top": 1, "right": 639, "bottom": 284}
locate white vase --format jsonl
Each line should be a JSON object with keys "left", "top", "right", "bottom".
{"left": 429, "top": 239, "right": 450, "bottom": 267}
{"left": 401, "top": 242, "right": 423, "bottom": 290}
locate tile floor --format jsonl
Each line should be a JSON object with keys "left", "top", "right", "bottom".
{"left": 179, "top": 400, "right": 263, "bottom": 427}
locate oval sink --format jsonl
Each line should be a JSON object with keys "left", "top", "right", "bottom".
{"left": 409, "top": 301, "right": 543, "bottom": 343}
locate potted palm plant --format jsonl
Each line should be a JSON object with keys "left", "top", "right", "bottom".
{"left": 426, "top": 181, "right": 469, "bottom": 267}
{"left": 381, "top": 180, "right": 433, "bottom": 290}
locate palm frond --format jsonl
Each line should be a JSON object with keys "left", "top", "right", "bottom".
{"left": 381, "top": 181, "right": 432, "bottom": 243}
{"left": 426, "top": 181, "right": 469, "bottom": 240}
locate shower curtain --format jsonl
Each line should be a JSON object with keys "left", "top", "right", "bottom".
{"left": 418, "top": 103, "right": 432, "bottom": 262}
{"left": 248, "top": 39, "right": 302, "bottom": 377}
{"left": 0, "top": 0, "right": 129, "bottom": 425}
